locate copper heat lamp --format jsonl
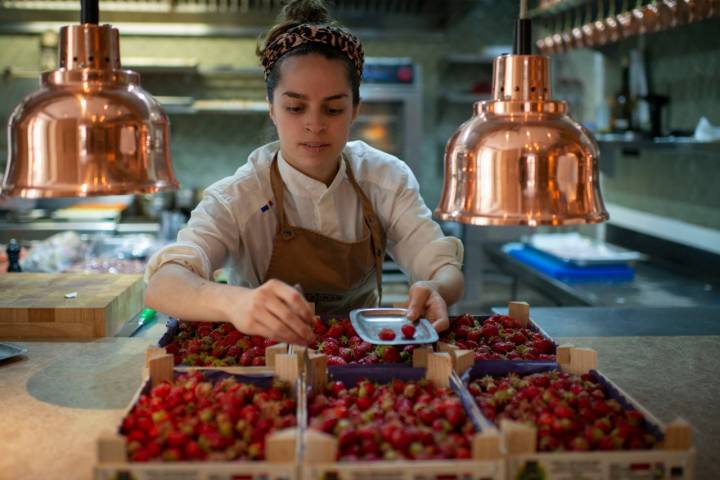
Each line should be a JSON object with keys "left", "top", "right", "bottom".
{"left": 435, "top": 0, "right": 608, "bottom": 226}
{"left": 1, "top": 0, "right": 178, "bottom": 198}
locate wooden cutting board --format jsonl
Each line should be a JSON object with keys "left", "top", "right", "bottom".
{"left": 0, "top": 273, "right": 145, "bottom": 339}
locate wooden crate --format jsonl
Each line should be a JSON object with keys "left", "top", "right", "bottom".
{"left": 0, "top": 273, "right": 144, "bottom": 338}
{"left": 145, "top": 341, "right": 288, "bottom": 377}
{"left": 157, "top": 317, "right": 290, "bottom": 370}
{"left": 95, "top": 353, "right": 303, "bottom": 480}
{"left": 301, "top": 352, "right": 506, "bottom": 480}
{"left": 487, "top": 346, "right": 696, "bottom": 480}
{"left": 438, "top": 301, "right": 558, "bottom": 367}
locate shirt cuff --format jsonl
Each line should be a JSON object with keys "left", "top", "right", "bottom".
{"left": 410, "top": 236, "right": 464, "bottom": 282}
{"left": 144, "top": 242, "right": 212, "bottom": 284}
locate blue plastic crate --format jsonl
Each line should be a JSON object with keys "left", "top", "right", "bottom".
{"left": 503, "top": 243, "right": 635, "bottom": 283}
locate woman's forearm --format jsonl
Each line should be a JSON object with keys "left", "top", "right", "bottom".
{"left": 144, "top": 263, "right": 244, "bottom": 323}
{"left": 428, "top": 264, "right": 464, "bottom": 306}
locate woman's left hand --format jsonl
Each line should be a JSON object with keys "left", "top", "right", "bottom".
{"left": 406, "top": 281, "right": 450, "bottom": 332}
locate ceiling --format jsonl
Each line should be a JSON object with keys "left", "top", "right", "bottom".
{"left": 0, "top": 0, "right": 485, "bottom": 36}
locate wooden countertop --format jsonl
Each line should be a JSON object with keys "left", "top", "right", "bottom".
{"left": 0, "top": 338, "right": 150, "bottom": 480}
{"left": 1, "top": 335, "right": 718, "bottom": 479}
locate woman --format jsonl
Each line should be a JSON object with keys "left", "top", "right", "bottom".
{"left": 144, "top": 0, "right": 464, "bottom": 346}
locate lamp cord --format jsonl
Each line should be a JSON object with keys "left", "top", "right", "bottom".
{"left": 81, "top": 0, "right": 99, "bottom": 24}
{"left": 513, "top": 0, "right": 532, "bottom": 55}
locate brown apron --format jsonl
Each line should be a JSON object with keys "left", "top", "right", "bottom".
{"left": 263, "top": 153, "right": 386, "bottom": 314}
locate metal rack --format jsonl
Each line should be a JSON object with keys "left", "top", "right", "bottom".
{"left": 531, "top": 0, "right": 720, "bottom": 54}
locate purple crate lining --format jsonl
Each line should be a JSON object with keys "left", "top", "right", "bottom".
{"left": 464, "top": 364, "right": 664, "bottom": 442}
{"left": 464, "top": 360, "right": 560, "bottom": 381}
{"left": 318, "top": 365, "right": 485, "bottom": 433}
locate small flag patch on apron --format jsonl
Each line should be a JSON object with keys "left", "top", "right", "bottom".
{"left": 260, "top": 199, "right": 274, "bottom": 213}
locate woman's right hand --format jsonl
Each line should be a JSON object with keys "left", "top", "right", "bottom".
{"left": 224, "top": 279, "right": 316, "bottom": 345}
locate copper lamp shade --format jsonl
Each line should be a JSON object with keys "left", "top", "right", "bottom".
{"left": 2, "top": 16, "right": 178, "bottom": 197}
{"left": 435, "top": 54, "right": 608, "bottom": 226}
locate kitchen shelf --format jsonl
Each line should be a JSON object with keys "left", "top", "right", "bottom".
{"left": 529, "top": 0, "right": 586, "bottom": 18}
{"left": 595, "top": 134, "right": 720, "bottom": 151}
{"left": 443, "top": 53, "right": 496, "bottom": 65}
{"left": 440, "top": 92, "right": 491, "bottom": 104}
{"left": 354, "top": 114, "right": 399, "bottom": 124}
{"left": 531, "top": 0, "right": 720, "bottom": 52}
{"left": 163, "top": 99, "right": 268, "bottom": 115}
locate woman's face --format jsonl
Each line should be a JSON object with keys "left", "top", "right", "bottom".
{"left": 269, "top": 54, "right": 359, "bottom": 184}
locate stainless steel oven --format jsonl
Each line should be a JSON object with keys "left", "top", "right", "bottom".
{"left": 353, "top": 57, "right": 422, "bottom": 176}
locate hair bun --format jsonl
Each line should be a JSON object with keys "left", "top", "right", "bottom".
{"left": 281, "top": 0, "right": 330, "bottom": 24}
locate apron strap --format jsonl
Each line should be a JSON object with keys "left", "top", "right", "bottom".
{"left": 343, "top": 156, "right": 386, "bottom": 306}
{"left": 269, "top": 154, "right": 291, "bottom": 237}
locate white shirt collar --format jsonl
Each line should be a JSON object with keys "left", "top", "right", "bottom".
{"left": 277, "top": 149, "right": 348, "bottom": 201}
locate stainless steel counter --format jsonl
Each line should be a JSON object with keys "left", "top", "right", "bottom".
{"left": 0, "top": 220, "right": 159, "bottom": 243}
{"left": 485, "top": 242, "right": 720, "bottom": 307}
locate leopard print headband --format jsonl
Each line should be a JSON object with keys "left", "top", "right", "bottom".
{"left": 261, "top": 24, "right": 364, "bottom": 80}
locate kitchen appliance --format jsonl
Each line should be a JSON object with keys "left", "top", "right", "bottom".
{"left": 1, "top": 0, "right": 178, "bottom": 198}
{"left": 435, "top": 0, "right": 608, "bottom": 226}
{"left": 353, "top": 58, "right": 422, "bottom": 176}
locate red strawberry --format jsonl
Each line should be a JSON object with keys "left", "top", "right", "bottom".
{"left": 532, "top": 338, "right": 554, "bottom": 354}
{"left": 507, "top": 331, "right": 527, "bottom": 344}
{"left": 454, "top": 314, "right": 475, "bottom": 327}
{"left": 320, "top": 340, "right": 340, "bottom": 356}
{"left": 356, "top": 396, "right": 372, "bottom": 411}
{"left": 480, "top": 323, "right": 499, "bottom": 338}
{"left": 378, "top": 328, "right": 396, "bottom": 341}
{"left": 491, "top": 341, "right": 515, "bottom": 353}
{"left": 313, "top": 318, "right": 327, "bottom": 335}
{"left": 339, "top": 348, "right": 354, "bottom": 362}
{"left": 467, "top": 328, "right": 483, "bottom": 342}
{"left": 240, "top": 350, "right": 254, "bottom": 366}
{"left": 382, "top": 346, "right": 401, "bottom": 363}
{"left": 327, "top": 355, "right": 347, "bottom": 366}
{"left": 401, "top": 323, "right": 416, "bottom": 338}
{"left": 326, "top": 323, "right": 344, "bottom": 339}
{"left": 355, "top": 341, "right": 374, "bottom": 358}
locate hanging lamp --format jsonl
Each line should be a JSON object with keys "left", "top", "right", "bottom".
{"left": 435, "top": 0, "right": 608, "bottom": 226}
{"left": 1, "top": 0, "right": 178, "bottom": 198}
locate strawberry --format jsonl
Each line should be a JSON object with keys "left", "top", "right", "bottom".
{"left": 479, "top": 323, "right": 499, "bottom": 338}
{"left": 381, "top": 346, "right": 401, "bottom": 363}
{"left": 313, "top": 318, "right": 327, "bottom": 336}
{"left": 320, "top": 339, "right": 340, "bottom": 356}
{"left": 507, "top": 331, "right": 527, "bottom": 344}
{"left": 122, "top": 371, "right": 296, "bottom": 462}
{"left": 355, "top": 341, "right": 374, "bottom": 357}
{"left": 327, "top": 355, "right": 348, "bottom": 366}
{"left": 330, "top": 381, "right": 346, "bottom": 396}
{"left": 467, "top": 370, "right": 657, "bottom": 453}
{"left": 454, "top": 314, "right": 475, "bottom": 327}
{"left": 454, "top": 325, "right": 471, "bottom": 339}
{"left": 532, "top": 338, "right": 554, "bottom": 354}
{"left": 401, "top": 323, "right": 416, "bottom": 338}
{"left": 378, "top": 328, "right": 396, "bottom": 341}
{"left": 339, "top": 347, "right": 354, "bottom": 362}
{"left": 326, "top": 323, "right": 344, "bottom": 339}
{"left": 467, "top": 328, "right": 483, "bottom": 342}
{"left": 491, "top": 341, "right": 515, "bottom": 353}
